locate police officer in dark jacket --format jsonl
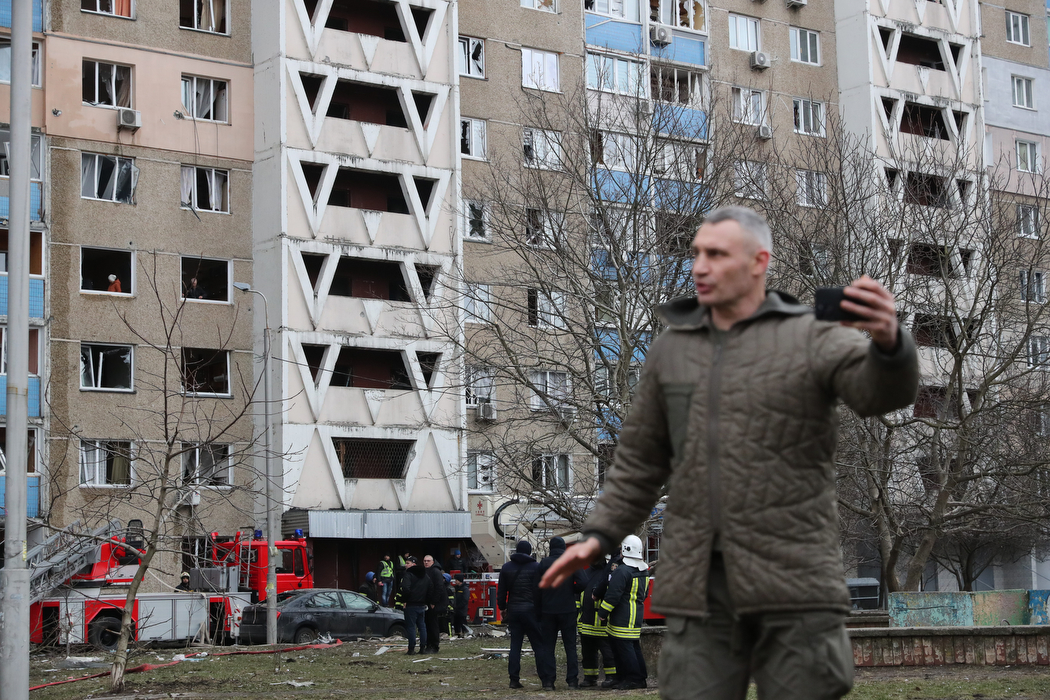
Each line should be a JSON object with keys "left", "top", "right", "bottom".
{"left": 497, "top": 540, "right": 555, "bottom": 690}
{"left": 536, "top": 537, "right": 580, "bottom": 688}
{"left": 576, "top": 557, "right": 617, "bottom": 687}
{"left": 401, "top": 556, "right": 431, "bottom": 654}
{"left": 422, "top": 555, "right": 446, "bottom": 653}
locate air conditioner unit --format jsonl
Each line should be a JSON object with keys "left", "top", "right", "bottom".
{"left": 786, "top": 0, "right": 807, "bottom": 7}
{"left": 650, "top": 24, "right": 672, "bottom": 46}
{"left": 757, "top": 124, "right": 773, "bottom": 140}
{"left": 476, "top": 402, "right": 497, "bottom": 421}
{"left": 750, "top": 51, "right": 771, "bottom": 70}
{"left": 117, "top": 107, "right": 142, "bottom": 131}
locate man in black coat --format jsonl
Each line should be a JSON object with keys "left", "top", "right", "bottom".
{"left": 497, "top": 540, "right": 555, "bottom": 690}
{"left": 536, "top": 537, "right": 581, "bottom": 688}
{"left": 452, "top": 574, "right": 471, "bottom": 638}
{"left": 401, "top": 556, "right": 431, "bottom": 655}
{"left": 422, "top": 554, "right": 446, "bottom": 653}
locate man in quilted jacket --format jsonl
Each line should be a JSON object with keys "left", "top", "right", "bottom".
{"left": 541, "top": 206, "right": 919, "bottom": 700}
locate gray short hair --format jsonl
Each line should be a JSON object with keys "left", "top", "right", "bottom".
{"left": 702, "top": 206, "right": 773, "bottom": 255}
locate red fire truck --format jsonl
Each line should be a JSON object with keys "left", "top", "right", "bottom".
{"left": 27, "top": 521, "right": 312, "bottom": 649}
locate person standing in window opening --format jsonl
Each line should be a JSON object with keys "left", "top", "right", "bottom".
{"left": 540, "top": 206, "right": 919, "bottom": 700}
{"left": 185, "top": 276, "right": 206, "bottom": 299}
{"left": 107, "top": 274, "right": 121, "bottom": 293}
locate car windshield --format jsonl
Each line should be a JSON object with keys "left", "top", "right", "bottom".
{"left": 270, "top": 590, "right": 306, "bottom": 606}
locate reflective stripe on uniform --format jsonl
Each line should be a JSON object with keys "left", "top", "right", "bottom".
{"left": 607, "top": 624, "right": 642, "bottom": 639}
{"left": 599, "top": 599, "right": 615, "bottom": 613}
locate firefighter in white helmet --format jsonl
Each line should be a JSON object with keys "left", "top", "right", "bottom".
{"left": 596, "top": 535, "right": 649, "bottom": 690}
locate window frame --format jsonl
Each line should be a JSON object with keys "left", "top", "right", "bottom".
{"left": 650, "top": 63, "right": 704, "bottom": 107}
{"left": 1017, "top": 139, "right": 1039, "bottom": 173}
{"left": 180, "top": 256, "right": 231, "bottom": 303}
{"left": 80, "top": 246, "right": 134, "bottom": 296}
{"left": 653, "top": 0, "right": 706, "bottom": 31}
{"left": 467, "top": 450, "right": 495, "bottom": 492}
{"left": 532, "top": 453, "right": 571, "bottom": 492}
{"left": 525, "top": 208, "right": 564, "bottom": 249}
{"left": 0, "top": 131, "right": 43, "bottom": 180}
{"left": 731, "top": 86, "right": 764, "bottom": 126}
{"left": 80, "top": 342, "right": 134, "bottom": 392}
{"left": 1019, "top": 204, "right": 1040, "bottom": 238}
{"left": 728, "top": 14, "right": 760, "bottom": 52}
{"left": 179, "top": 0, "right": 230, "bottom": 35}
{"left": 588, "top": 52, "right": 645, "bottom": 98}
{"left": 181, "top": 442, "right": 233, "bottom": 488}
{"left": 181, "top": 347, "right": 232, "bottom": 397}
{"left": 460, "top": 117, "right": 487, "bottom": 159}
{"left": 1005, "top": 10, "right": 1031, "bottom": 46}
{"left": 82, "top": 59, "right": 132, "bottom": 108}
{"left": 1012, "top": 75, "right": 1034, "bottom": 109}
{"left": 466, "top": 365, "right": 494, "bottom": 406}
{"left": 458, "top": 37, "right": 486, "bottom": 78}
{"left": 789, "top": 27, "right": 820, "bottom": 65}
{"left": 592, "top": 131, "right": 637, "bottom": 171}
{"left": 521, "top": 47, "right": 560, "bottom": 92}
{"left": 462, "top": 200, "right": 490, "bottom": 241}
{"left": 584, "top": 0, "right": 640, "bottom": 21}
{"left": 521, "top": 0, "right": 557, "bottom": 12}
{"left": 81, "top": 152, "right": 137, "bottom": 204}
{"left": 81, "top": 0, "right": 134, "bottom": 19}
{"left": 528, "top": 288, "right": 568, "bottom": 329}
{"left": 181, "top": 165, "right": 230, "bottom": 214}
{"left": 796, "top": 169, "right": 827, "bottom": 207}
{"left": 793, "top": 97, "right": 825, "bottom": 136}
{"left": 464, "top": 283, "right": 492, "bottom": 324}
{"left": 0, "top": 39, "right": 42, "bottom": 86}
{"left": 522, "top": 127, "right": 562, "bottom": 170}
{"left": 79, "top": 439, "right": 133, "bottom": 488}
{"left": 1020, "top": 269, "right": 1046, "bottom": 303}
{"left": 1028, "top": 335, "right": 1050, "bottom": 368}
{"left": 734, "top": 159, "right": 767, "bottom": 200}
{"left": 181, "top": 74, "right": 229, "bottom": 123}
{"left": 529, "top": 369, "right": 570, "bottom": 411}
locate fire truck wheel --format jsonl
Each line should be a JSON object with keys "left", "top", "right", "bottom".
{"left": 387, "top": 623, "right": 406, "bottom": 638}
{"left": 88, "top": 615, "right": 124, "bottom": 651}
{"left": 293, "top": 626, "right": 318, "bottom": 644}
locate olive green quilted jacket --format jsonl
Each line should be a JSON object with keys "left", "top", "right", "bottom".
{"left": 582, "top": 291, "right": 919, "bottom": 617}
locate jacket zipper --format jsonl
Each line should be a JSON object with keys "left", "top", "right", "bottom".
{"left": 707, "top": 335, "right": 725, "bottom": 542}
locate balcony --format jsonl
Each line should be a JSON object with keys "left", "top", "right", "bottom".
{"left": 0, "top": 181, "right": 43, "bottom": 222}
{"left": 0, "top": 474, "right": 41, "bottom": 518}
{"left": 0, "top": 276, "right": 46, "bottom": 318}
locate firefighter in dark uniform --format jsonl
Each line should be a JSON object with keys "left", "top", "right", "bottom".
{"left": 597, "top": 535, "right": 649, "bottom": 690}
{"left": 576, "top": 556, "right": 617, "bottom": 687}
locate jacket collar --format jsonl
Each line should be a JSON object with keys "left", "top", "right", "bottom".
{"left": 658, "top": 290, "right": 809, "bottom": 331}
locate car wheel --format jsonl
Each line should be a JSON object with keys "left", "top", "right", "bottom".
{"left": 293, "top": 626, "right": 318, "bottom": 644}
{"left": 88, "top": 615, "right": 124, "bottom": 651}
{"left": 387, "top": 623, "right": 406, "bottom": 638}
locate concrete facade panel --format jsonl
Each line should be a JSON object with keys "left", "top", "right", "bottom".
{"left": 984, "top": 56, "right": 1049, "bottom": 131}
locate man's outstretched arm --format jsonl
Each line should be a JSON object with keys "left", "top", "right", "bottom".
{"left": 540, "top": 537, "right": 602, "bottom": 589}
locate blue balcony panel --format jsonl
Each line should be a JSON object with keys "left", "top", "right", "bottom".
{"left": 592, "top": 168, "right": 647, "bottom": 204}
{"left": 585, "top": 14, "right": 645, "bottom": 54}
{"left": 0, "top": 475, "right": 41, "bottom": 518}
{"left": 652, "top": 35, "right": 705, "bottom": 67}
{"left": 0, "top": 276, "right": 45, "bottom": 318}
{"left": 0, "top": 0, "right": 43, "bottom": 32}
{"left": 0, "top": 376, "right": 41, "bottom": 417}
{"left": 653, "top": 177, "right": 708, "bottom": 210}
{"left": 0, "top": 181, "right": 44, "bottom": 222}
{"left": 653, "top": 104, "right": 708, "bottom": 140}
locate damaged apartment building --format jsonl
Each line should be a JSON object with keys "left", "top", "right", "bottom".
{"left": 254, "top": 0, "right": 468, "bottom": 588}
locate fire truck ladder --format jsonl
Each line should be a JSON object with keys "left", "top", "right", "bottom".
{"left": 25, "top": 519, "right": 122, "bottom": 604}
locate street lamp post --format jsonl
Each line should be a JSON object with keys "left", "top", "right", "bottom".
{"left": 233, "top": 282, "right": 277, "bottom": 646}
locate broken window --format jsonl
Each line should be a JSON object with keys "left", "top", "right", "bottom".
{"left": 327, "top": 80, "right": 407, "bottom": 126}
{"left": 912, "top": 313, "right": 956, "bottom": 348}
{"left": 80, "top": 440, "right": 132, "bottom": 486}
{"left": 458, "top": 37, "right": 485, "bottom": 77}
{"left": 900, "top": 103, "right": 949, "bottom": 139}
{"left": 461, "top": 118, "right": 487, "bottom": 158}
{"left": 525, "top": 208, "right": 564, "bottom": 248}
{"left": 462, "top": 201, "right": 488, "bottom": 241}
{"left": 0, "top": 428, "right": 37, "bottom": 473}
{"left": 913, "top": 385, "right": 949, "bottom": 418}
{"left": 179, "top": 0, "right": 228, "bottom": 34}
{"left": 906, "top": 242, "right": 952, "bottom": 276}
{"left": 80, "top": 343, "right": 132, "bottom": 391}
{"left": 82, "top": 59, "right": 132, "bottom": 107}
{"left": 81, "top": 153, "right": 138, "bottom": 203}
{"left": 0, "top": 131, "right": 44, "bottom": 180}
{"left": 333, "top": 438, "right": 414, "bottom": 479}
{"left": 0, "top": 39, "right": 42, "bottom": 86}
{"left": 896, "top": 34, "right": 944, "bottom": 70}
{"left": 182, "top": 348, "right": 230, "bottom": 395}
{"left": 324, "top": 0, "right": 405, "bottom": 40}
{"left": 83, "top": 0, "right": 132, "bottom": 17}
{"left": 330, "top": 347, "right": 411, "bottom": 389}
{"left": 522, "top": 0, "right": 556, "bottom": 12}
{"left": 0, "top": 327, "right": 39, "bottom": 377}
{"left": 527, "top": 288, "right": 567, "bottom": 328}
{"left": 182, "top": 443, "right": 232, "bottom": 487}
{"left": 523, "top": 128, "right": 562, "bottom": 169}
{"left": 182, "top": 75, "right": 229, "bottom": 122}
{"left": 328, "top": 168, "right": 408, "bottom": 213}
{"left": 793, "top": 97, "right": 824, "bottom": 136}
{"left": 649, "top": 63, "right": 701, "bottom": 106}
{"left": 587, "top": 0, "right": 641, "bottom": 21}
{"left": 466, "top": 365, "right": 494, "bottom": 406}
{"left": 1018, "top": 204, "right": 1040, "bottom": 238}
{"left": 81, "top": 247, "right": 132, "bottom": 294}
{"left": 0, "top": 230, "right": 43, "bottom": 275}
{"left": 904, "top": 173, "right": 949, "bottom": 208}
{"left": 467, "top": 451, "right": 495, "bottom": 492}
{"left": 181, "top": 166, "right": 229, "bottom": 213}
{"left": 181, "top": 256, "right": 230, "bottom": 302}
{"left": 329, "top": 257, "right": 410, "bottom": 301}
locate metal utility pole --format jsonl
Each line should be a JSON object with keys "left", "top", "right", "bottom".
{"left": 233, "top": 283, "right": 277, "bottom": 645}
{"left": 0, "top": 0, "right": 34, "bottom": 696}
